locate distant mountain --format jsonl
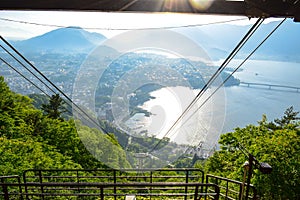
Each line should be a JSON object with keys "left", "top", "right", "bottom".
{"left": 249, "top": 19, "right": 300, "bottom": 62}
{"left": 177, "top": 19, "right": 300, "bottom": 62}
{"left": 14, "top": 27, "right": 107, "bottom": 54}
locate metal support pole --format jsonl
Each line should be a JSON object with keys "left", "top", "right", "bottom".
{"left": 245, "top": 154, "right": 254, "bottom": 200}
{"left": 2, "top": 184, "right": 9, "bottom": 200}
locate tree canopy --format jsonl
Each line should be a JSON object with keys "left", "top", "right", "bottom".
{"left": 204, "top": 107, "right": 300, "bottom": 199}
{"left": 41, "top": 93, "right": 66, "bottom": 120}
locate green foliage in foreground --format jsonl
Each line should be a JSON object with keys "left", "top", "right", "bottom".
{"left": 1, "top": 75, "right": 300, "bottom": 200}
{"left": 0, "top": 76, "right": 131, "bottom": 175}
{"left": 0, "top": 137, "right": 81, "bottom": 175}
{"left": 204, "top": 107, "right": 300, "bottom": 199}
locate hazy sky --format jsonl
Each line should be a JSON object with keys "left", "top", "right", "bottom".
{"left": 0, "top": 11, "right": 258, "bottom": 40}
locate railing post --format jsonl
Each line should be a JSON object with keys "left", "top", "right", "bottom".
{"left": 38, "top": 170, "right": 45, "bottom": 200}
{"left": 100, "top": 186, "right": 104, "bottom": 200}
{"left": 76, "top": 170, "right": 80, "bottom": 198}
{"left": 23, "top": 171, "right": 29, "bottom": 200}
{"left": 194, "top": 185, "right": 199, "bottom": 200}
{"left": 113, "top": 170, "right": 117, "bottom": 200}
{"left": 214, "top": 176, "right": 218, "bottom": 199}
{"left": 185, "top": 169, "right": 188, "bottom": 200}
{"left": 2, "top": 184, "right": 9, "bottom": 200}
{"left": 200, "top": 169, "right": 204, "bottom": 196}
{"left": 1, "top": 177, "right": 9, "bottom": 200}
{"left": 205, "top": 175, "right": 209, "bottom": 200}
{"left": 225, "top": 181, "right": 229, "bottom": 198}
{"left": 16, "top": 176, "right": 23, "bottom": 200}
{"left": 150, "top": 171, "right": 152, "bottom": 200}
{"left": 215, "top": 184, "right": 220, "bottom": 200}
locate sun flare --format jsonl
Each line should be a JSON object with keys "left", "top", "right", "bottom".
{"left": 189, "top": 0, "right": 214, "bottom": 10}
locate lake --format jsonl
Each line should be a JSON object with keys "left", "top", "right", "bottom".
{"left": 125, "top": 59, "right": 300, "bottom": 149}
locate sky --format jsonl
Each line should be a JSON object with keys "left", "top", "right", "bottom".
{"left": 0, "top": 11, "right": 260, "bottom": 40}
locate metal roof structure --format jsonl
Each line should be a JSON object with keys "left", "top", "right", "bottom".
{"left": 0, "top": 0, "right": 299, "bottom": 22}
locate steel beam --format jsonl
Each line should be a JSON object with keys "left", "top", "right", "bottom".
{"left": 0, "top": 0, "right": 299, "bottom": 20}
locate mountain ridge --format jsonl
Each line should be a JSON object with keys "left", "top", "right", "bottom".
{"left": 14, "top": 27, "right": 107, "bottom": 54}
{"left": 12, "top": 21, "right": 300, "bottom": 62}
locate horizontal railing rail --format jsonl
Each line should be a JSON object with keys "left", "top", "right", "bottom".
{"left": 23, "top": 168, "right": 204, "bottom": 182}
{"left": 0, "top": 182, "right": 220, "bottom": 200}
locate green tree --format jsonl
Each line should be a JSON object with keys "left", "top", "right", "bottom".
{"left": 41, "top": 94, "right": 66, "bottom": 120}
{"left": 204, "top": 109, "right": 300, "bottom": 199}
{"left": 262, "top": 106, "right": 300, "bottom": 130}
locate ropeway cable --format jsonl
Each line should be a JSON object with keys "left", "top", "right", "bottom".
{"left": 162, "top": 18, "right": 287, "bottom": 144}
{"left": 149, "top": 17, "right": 265, "bottom": 153}
{"left": 0, "top": 17, "right": 248, "bottom": 31}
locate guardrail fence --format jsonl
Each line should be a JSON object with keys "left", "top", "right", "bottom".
{"left": 0, "top": 168, "right": 258, "bottom": 200}
{"left": 206, "top": 174, "right": 258, "bottom": 200}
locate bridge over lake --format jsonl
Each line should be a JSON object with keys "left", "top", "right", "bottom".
{"left": 239, "top": 82, "right": 300, "bottom": 93}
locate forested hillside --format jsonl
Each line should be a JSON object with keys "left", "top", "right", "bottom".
{"left": 0, "top": 76, "right": 130, "bottom": 175}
